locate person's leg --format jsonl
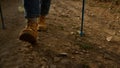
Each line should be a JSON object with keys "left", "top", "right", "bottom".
{"left": 19, "top": 0, "right": 41, "bottom": 44}
{"left": 24, "top": 0, "right": 40, "bottom": 18}
{"left": 41, "top": 0, "right": 51, "bottom": 16}
{"left": 38, "top": 0, "right": 51, "bottom": 31}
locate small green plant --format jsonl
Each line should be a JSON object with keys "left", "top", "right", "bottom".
{"left": 80, "top": 43, "right": 93, "bottom": 50}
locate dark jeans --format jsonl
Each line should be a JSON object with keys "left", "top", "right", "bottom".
{"left": 24, "top": 0, "right": 51, "bottom": 18}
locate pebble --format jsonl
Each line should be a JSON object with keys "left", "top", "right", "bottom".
{"left": 58, "top": 53, "right": 68, "bottom": 57}
{"left": 119, "top": 30, "right": 120, "bottom": 33}
{"left": 106, "top": 36, "right": 113, "bottom": 42}
{"left": 70, "top": 32, "right": 74, "bottom": 35}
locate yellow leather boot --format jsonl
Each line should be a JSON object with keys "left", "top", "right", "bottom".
{"left": 19, "top": 18, "right": 38, "bottom": 44}
{"left": 38, "top": 16, "right": 47, "bottom": 31}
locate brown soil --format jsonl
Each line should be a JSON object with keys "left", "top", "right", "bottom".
{"left": 0, "top": 0, "right": 120, "bottom": 68}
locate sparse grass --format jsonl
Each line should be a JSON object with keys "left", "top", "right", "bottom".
{"left": 80, "top": 43, "right": 94, "bottom": 50}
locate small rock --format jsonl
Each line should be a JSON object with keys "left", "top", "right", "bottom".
{"left": 70, "top": 32, "right": 74, "bottom": 35}
{"left": 79, "top": 52, "right": 84, "bottom": 55}
{"left": 99, "top": 46, "right": 102, "bottom": 49}
{"left": 109, "top": 8, "right": 112, "bottom": 10}
{"left": 82, "top": 50, "right": 88, "bottom": 53}
{"left": 58, "top": 53, "right": 68, "bottom": 57}
{"left": 77, "top": 30, "right": 80, "bottom": 34}
{"left": 106, "top": 36, "right": 113, "bottom": 42}
{"left": 71, "top": 56, "right": 75, "bottom": 59}
{"left": 116, "top": 16, "right": 119, "bottom": 19}
{"left": 74, "top": 51, "right": 79, "bottom": 54}
{"left": 90, "top": 13, "right": 95, "bottom": 17}
{"left": 28, "top": 56, "right": 34, "bottom": 60}
{"left": 119, "top": 30, "right": 120, "bottom": 33}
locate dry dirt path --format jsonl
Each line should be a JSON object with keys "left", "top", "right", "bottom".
{"left": 0, "top": 0, "right": 120, "bottom": 68}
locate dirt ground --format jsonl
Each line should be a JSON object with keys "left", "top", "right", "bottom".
{"left": 0, "top": 0, "right": 120, "bottom": 68}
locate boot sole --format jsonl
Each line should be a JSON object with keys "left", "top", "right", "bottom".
{"left": 19, "top": 33, "right": 37, "bottom": 44}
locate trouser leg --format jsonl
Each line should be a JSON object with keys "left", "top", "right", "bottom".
{"left": 24, "top": 0, "right": 51, "bottom": 18}
{"left": 41, "top": 0, "right": 51, "bottom": 16}
{"left": 24, "top": 0, "right": 40, "bottom": 18}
